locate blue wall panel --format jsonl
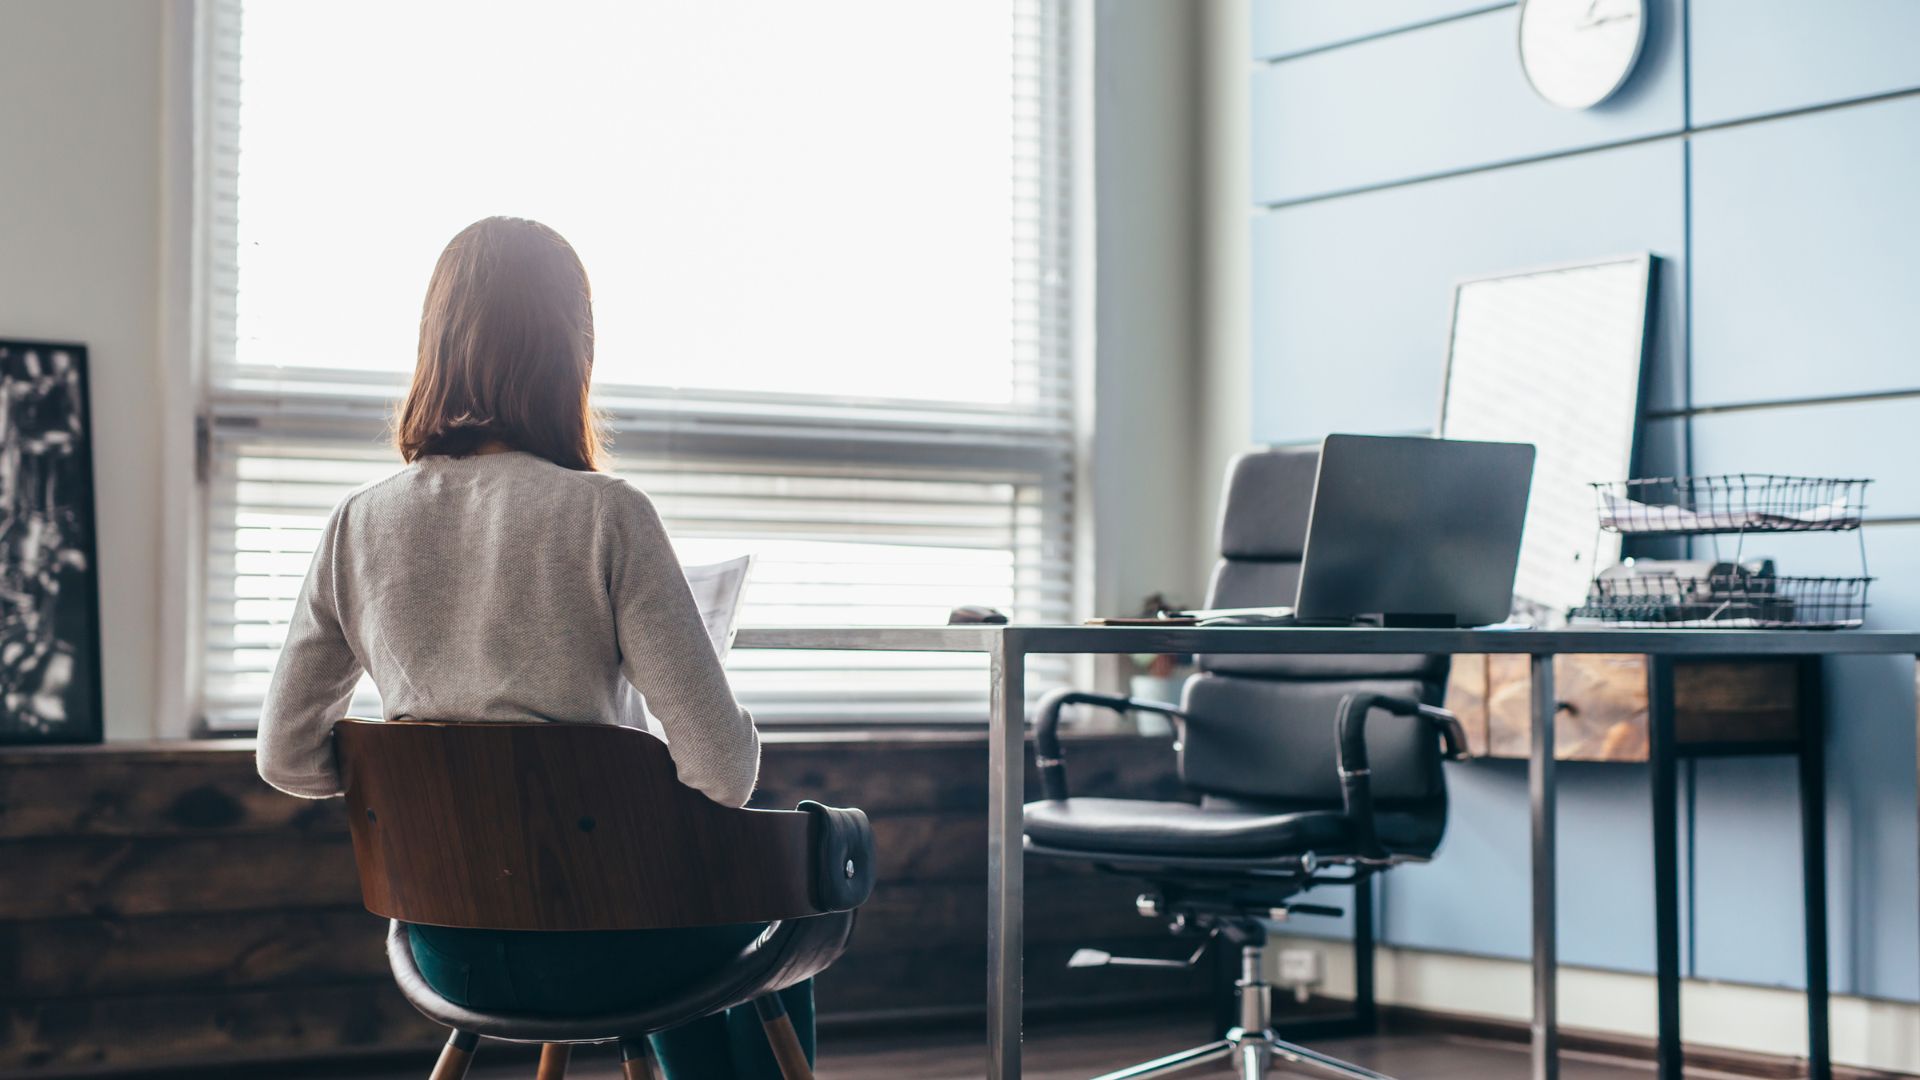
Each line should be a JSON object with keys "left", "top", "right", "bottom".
{"left": 1250, "top": 0, "right": 1511, "bottom": 62}
{"left": 1250, "top": 1, "right": 1683, "bottom": 205}
{"left": 1687, "top": 755, "right": 1809, "bottom": 987}
{"left": 1382, "top": 762, "right": 1671, "bottom": 974}
{"left": 1251, "top": 140, "right": 1686, "bottom": 444}
{"left": 1684, "top": 525, "right": 1920, "bottom": 1000}
{"left": 1691, "top": 96, "right": 1920, "bottom": 408}
{"left": 1688, "top": 398, "right": 1920, "bottom": 519}
{"left": 1247, "top": 0, "right": 1920, "bottom": 1000}
{"left": 1691, "top": 0, "right": 1920, "bottom": 126}
{"left": 1379, "top": 760, "right": 1531, "bottom": 959}
{"left": 1822, "top": 648, "right": 1920, "bottom": 1002}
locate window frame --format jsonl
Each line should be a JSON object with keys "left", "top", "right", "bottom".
{"left": 185, "top": 0, "right": 1087, "bottom": 735}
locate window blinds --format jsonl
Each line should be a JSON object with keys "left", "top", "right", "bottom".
{"left": 195, "top": 2, "right": 1079, "bottom": 731}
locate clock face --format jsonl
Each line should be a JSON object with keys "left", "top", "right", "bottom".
{"left": 1518, "top": 0, "right": 1647, "bottom": 109}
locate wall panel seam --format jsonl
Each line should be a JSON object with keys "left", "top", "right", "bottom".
{"left": 1252, "top": 3, "right": 1515, "bottom": 66}
{"left": 1254, "top": 130, "right": 1687, "bottom": 213}
{"left": 1647, "top": 387, "right": 1920, "bottom": 421}
{"left": 1252, "top": 86, "right": 1920, "bottom": 216}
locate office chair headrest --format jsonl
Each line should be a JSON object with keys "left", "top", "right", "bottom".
{"left": 1218, "top": 446, "right": 1319, "bottom": 561}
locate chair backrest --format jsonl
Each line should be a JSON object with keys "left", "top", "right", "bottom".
{"left": 1181, "top": 448, "right": 1451, "bottom": 813}
{"left": 334, "top": 719, "right": 829, "bottom": 931}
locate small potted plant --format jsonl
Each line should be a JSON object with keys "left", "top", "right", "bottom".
{"left": 1128, "top": 592, "right": 1191, "bottom": 734}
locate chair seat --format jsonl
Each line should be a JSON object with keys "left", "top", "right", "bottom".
{"left": 385, "top": 913, "right": 853, "bottom": 1044}
{"left": 1023, "top": 797, "right": 1441, "bottom": 860}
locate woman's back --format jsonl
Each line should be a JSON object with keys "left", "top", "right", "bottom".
{"left": 255, "top": 449, "right": 759, "bottom": 806}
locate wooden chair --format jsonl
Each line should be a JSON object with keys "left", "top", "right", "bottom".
{"left": 334, "top": 718, "right": 874, "bottom": 1080}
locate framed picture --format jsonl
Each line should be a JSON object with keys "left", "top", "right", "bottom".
{"left": 1438, "top": 254, "right": 1657, "bottom": 625}
{"left": 0, "top": 339, "right": 103, "bottom": 744}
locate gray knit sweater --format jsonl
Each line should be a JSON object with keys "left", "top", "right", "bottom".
{"left": 254, "top": 451, "right": 760, "bottom": 806}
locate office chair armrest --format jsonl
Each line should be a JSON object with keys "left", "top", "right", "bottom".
{"left": 1034, "top": 689, "right": 1189, "bottom": 801}
{"left": 1335, "top": 693, "right": 1466, "bottom": 862}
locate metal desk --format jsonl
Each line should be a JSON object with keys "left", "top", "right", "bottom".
{"left": 735, "top": 626, "right": 1920, "bottom": 1080}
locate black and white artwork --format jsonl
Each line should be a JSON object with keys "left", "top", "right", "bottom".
{"left": 0, "top": 340, "right": 102, "bottom": 744}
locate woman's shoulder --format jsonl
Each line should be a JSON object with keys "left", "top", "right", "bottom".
{"left": 334, "top": 453, "right": 660, "bottom": 523}
{"left": 578, "top": 471, "right": 662, "bottom": 522}
{"left": 499, "top": 460, "right": 662, "bottom": 523}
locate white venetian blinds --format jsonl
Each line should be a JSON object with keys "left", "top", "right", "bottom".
{"left": 196, "top": 0, "right": 1079, "bottom": 730}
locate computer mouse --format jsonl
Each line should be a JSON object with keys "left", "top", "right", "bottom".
{"left": 948, "top": 604, "right": 1010, "bottom": 625}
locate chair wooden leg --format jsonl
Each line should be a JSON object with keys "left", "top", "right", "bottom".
{"left": 429, "top": 1030, "right": 479, "bottom": 1080}
{"left": 536, "top": 1043, "right": 571, "bottom": 1080}
{"left": 753, "top": 993, "right": 814, "bottom": 1080}
{"left": 619, "top": 1036, "right": 662, "bottom": 1080}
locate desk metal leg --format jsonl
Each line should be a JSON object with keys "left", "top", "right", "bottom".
{"left": 1354, "top": 875, "right": 1378, "bottom": 1035}
{"left": 1797, "top": 657, "right": 1831, "bottom": 1080}
{"left": 1529, "top": 654, "right": 1558, "bottom": 1080}
{"left": 1648, "top": 656, "right": 1683, "bottom": 1080}
{"left": 987, "top": 635, "right": 1026, "bottom": 1080}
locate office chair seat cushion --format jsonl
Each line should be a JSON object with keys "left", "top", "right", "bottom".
{"left": 385, "top": 913, "right": 852, "bottom": 1043}
{"left": 1022, "top": 797, "right": 1441, "bottom": 859}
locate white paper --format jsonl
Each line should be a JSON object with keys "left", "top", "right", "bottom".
{"left": 1598, "top": 492, "right": 1859, "bottom": 533}
{"left": 638, "top": 554, "right": 753, "bottom": 736}
{"left": 681, "top": 554, "right": 754, "bottom": 661}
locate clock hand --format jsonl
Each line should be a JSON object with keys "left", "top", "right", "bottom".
{"left": 1577, "top": 11, "right": 1636, "bottom": 27}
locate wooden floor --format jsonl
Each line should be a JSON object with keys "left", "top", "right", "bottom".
{"left": 333, "top": 1013, "right": 1676, "bottom": 1080}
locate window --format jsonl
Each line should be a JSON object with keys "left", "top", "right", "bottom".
{"left": 195, "top": 0, "right": 1079, "bottom": 729}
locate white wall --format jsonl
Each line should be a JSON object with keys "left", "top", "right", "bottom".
{"left": 1192, "top": 0, "right": 1253, "bottom": 592}
{"left": 0, "top": 0, "right": 170, "bottom": 740}
{"left": 1090, "top": 0, "right": 1209, "bottom": 619}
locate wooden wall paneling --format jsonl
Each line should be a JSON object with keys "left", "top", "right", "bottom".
{"left": 1443, "top": 654, "right": 1491, "bottom": 756}
{"left": 749, "top": 732, "right": 1186, "bottom": 815}
{"left": 0, "top": 982, "right": 444, "bottom": 1075}
{"left": 1671, "top": 661, "right": 1800, "bottom": 747}
{"left": 0, "top": 833, "right": 363, "bottom": 922}
{"left": 1450, "top": 656, "right": 1804, "bottom": 762}
{"left": 0, "top": 907, "right": 388, "bottom": 1001}
{"left": 0, "top": 748, "right": 341, "bottom": 840}
{"left": 0, "top": 733, "right": 1190, "bottom": 1076}
{"left": 1488, "top": 654, "right": 1650, "bottom": 761}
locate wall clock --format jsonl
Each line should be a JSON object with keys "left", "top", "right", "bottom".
{"left": 1518, "top": 0, "right": 1647, "bottom": 109}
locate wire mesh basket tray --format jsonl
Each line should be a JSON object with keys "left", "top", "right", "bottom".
{"left": 1593, "top": 474, "right": 1869, "bottom": 537}
{"left": 1569, "top": 571, "right": 1871, "bottom": 629}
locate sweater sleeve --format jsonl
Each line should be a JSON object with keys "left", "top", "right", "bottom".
{"left": 256, "top": 500, "right": 364, "bottom": 799}
{"left": 604, "top": 486, "right": 762, "bottom": 806}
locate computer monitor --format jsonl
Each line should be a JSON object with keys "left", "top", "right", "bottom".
{"left": 1294, "top": 433, "right": 1535, "bottom": 628}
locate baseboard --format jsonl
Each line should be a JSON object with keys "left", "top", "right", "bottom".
{"left": 1379, "top": 1004, "right": 1913, "bottom": 1080}
{"left": 1268, "top": 934, "right": 1920, "bottom": 1077}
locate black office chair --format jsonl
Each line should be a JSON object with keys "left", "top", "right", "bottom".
{"left": 1024, "top": 447, "right": 1468, "bottom": 1080}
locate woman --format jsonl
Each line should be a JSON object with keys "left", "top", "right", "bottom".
{"left": 256, "top": 216, "right": 808, "bottom": 1078}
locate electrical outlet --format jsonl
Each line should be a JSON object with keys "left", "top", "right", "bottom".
{"left": 1276, "top": 947, "right": 1323, "bottom": 988}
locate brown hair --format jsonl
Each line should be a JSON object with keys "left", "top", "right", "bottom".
{"left": 395, "top": 216, "right": 604, "bottom": 471}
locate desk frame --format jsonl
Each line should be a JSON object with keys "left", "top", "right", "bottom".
{"left": 735, "top": 626, "right": 1920, "bottom": 1080}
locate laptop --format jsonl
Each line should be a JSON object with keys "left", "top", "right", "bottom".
{"left": 1294, "top": 434, "right": 1535, "bottom": 628}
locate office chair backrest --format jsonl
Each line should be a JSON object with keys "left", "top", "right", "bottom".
{"left": 1182, "top": 448, "right": 1450, "bottom": 812}
{"left": 334, "top": 719, "right": 838, "bottom": 931}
